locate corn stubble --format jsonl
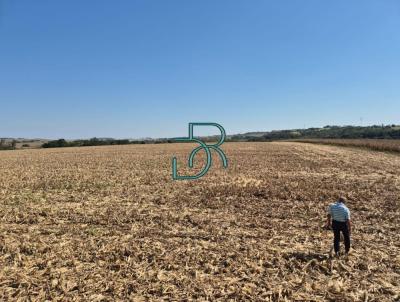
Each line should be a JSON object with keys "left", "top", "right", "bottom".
{"left": 0, "top": 142, "right": 399, "bottom": 301}
{"left": 295, "top": 139, "right": 400, "bottom": 153}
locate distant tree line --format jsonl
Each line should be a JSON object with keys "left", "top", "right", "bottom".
{"left": 0, "top": 138, "right": 17, "bottom": 150}
{"left": 228, "top": 125, "right": 400, "bottom": 142}
{"left": 35, "top": 125, "right": 400, "bottom": 149}
{"left": 41, "top": 137, "right": 177, "bottom": 148}
{"left": 42, "top": 138, "right": 136, "bottom": 148}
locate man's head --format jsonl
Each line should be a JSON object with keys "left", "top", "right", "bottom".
{"left": 338, "top": 197, "right": 346, "bottom": 203}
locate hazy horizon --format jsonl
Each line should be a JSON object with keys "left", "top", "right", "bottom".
{"left": 1, "top": 122, "right": 398, "bottom": 141}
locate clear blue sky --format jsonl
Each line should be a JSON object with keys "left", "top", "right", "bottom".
{"left": 1, "top": 1, "right": 399, "bottom": 139}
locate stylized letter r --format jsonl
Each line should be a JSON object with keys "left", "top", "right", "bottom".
{"left": 172, "top": 123, "right": 228, "bottom": 180}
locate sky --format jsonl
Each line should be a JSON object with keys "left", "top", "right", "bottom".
{"left": 0, "top": 0, "right": 399, "bottom": 139}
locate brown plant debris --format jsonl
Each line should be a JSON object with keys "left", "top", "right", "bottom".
{"left": 0, "top": 142, "right": 399, "bottom": 301}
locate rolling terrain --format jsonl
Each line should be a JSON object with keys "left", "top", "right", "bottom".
{"left": 0, "top": 142, "right": 399, "bottom": 301}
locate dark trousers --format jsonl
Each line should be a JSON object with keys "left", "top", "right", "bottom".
{"left": 332, "top": 220, "right": 350, "bottom": 254}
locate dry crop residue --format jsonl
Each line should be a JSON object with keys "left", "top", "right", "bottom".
{"left": 0, "top": 142, "right": 399, "bottom": 301}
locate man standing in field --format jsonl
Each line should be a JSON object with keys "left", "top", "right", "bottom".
{"left": 325, "top": 197, "right": 351, "bottom": 256}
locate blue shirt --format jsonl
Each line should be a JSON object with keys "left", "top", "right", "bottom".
{"left": 327, "top": 202, "right": 350, "bottom": 222}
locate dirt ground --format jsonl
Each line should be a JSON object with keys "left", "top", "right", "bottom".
{"left": 0, "top": 142, "right": 399, "bottom": 301}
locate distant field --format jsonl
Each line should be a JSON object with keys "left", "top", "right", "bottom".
{"left": 294, "top": 138, "right": 400, "bottom": 153}
{"left": 0, "top": 139, "right": 47, "bottom": 150}
{"left": 16, "top": 140, "right": 47, "bottom": 149}
{"left": 0, "top": 142, "right": 399, "bottom": 301}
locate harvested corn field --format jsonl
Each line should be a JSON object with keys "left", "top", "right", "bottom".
{"left": 294, "top": 139, "right": 400, "bottom": 153}
{"left": 0, "top": 142, "right": 399, "bottom": 301}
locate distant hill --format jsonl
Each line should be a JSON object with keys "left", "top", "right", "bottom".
{"left": 0, "top": 138, "right": 48, "bottom": 150}
{"left": 227, "top": 125, "right": 400, "bottom": 142}
{"left": 2, "top": 124, "right": 399, "bottom": 150}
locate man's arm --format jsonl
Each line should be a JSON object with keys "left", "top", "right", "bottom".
{"left": 325, "top": 214, "right": 332, "bottom": 229}
{"left": 325, "top": 205, "right": 332, "bottom": 229}
{"left": 346, "top": 219, "right": 351, "bottom": 235}
{"left": 346, "top": 208, "right": 351, "bottom": 234}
